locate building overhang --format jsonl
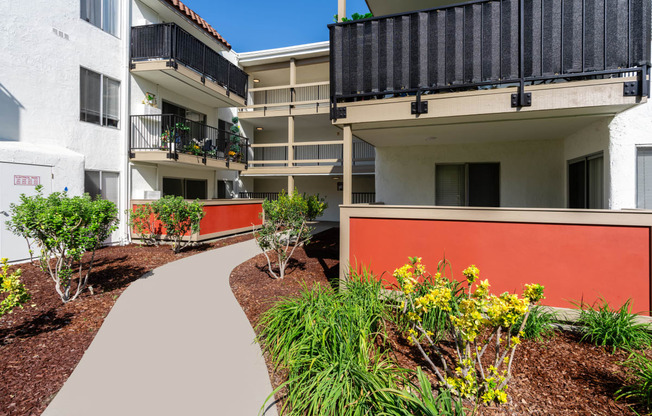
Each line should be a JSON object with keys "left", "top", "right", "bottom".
{"left": 130, "top": 150, "right": 246, "bottom": 172}
{"left": 332, "top": 77, "right": 645, "bottom": 145}
{"left": 131, "top": 61, "right": 245, "bottom": 108}
{"left": 241, "top": 165, "right": 374, "bottom": 177}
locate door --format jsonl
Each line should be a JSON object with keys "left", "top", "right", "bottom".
{"left": 0, "top": 162, "right": 53, "bottom": 262}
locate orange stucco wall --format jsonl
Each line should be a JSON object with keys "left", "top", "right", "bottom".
{"left": 349, "top": 218, "right": 651, "bottom": 312}
{"left": 198, "top": 203, "right": 263, "bottom": 235}
{"left": 131, "top": 202, "right": 263, "bottom": 237}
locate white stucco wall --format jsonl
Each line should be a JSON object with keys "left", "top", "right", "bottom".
{"left": 0, "top": 142, "right": 85, "bottom": 194}
{"left": 376, "top": 139, "right": 565, "bottom": 208}
{"left": 608, "top": 101, "right": 652, "bottom": 209}
{"left": 0, "top": 0, "right": 130, "bottom": 245}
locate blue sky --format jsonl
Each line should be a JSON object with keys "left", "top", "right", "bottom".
{"left": 181, "top": 0, "right": 370, "bottom": 52}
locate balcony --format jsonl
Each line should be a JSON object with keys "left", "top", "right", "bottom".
{"left": 238, "top": 82, "right": 330, "bottom": 118}
{"left": 328, "top": 0, "right": 650, "bottom": 126}
{"left": 243, "top": 139, "right": 375, "bottom": 175}
{"left": 129, "top": 114, "right": 249, "bottom": 171}
{"left": 239, "top": 191, "right": 376, "bottom": 204}
{"left": 130, "top": 23, "right": 248, "bottom": 107}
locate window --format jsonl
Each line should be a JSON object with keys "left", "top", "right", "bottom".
{"left": 80, "top": 68, "right": 120, "bottom": 128}
{"left": 217, "top": 180, "right": 234, "bottom": 199}
{"left": 81, "top": 0, "right": 118, "bottom": 36}
{"left": 85, "top": 170, "right": 119, "bottom": 204}
{"left": 435, "top": 163, "right": 500, "bottom": 207}
{"left": 162, "top": 178, "right": 207, "bottom": 199}
{"left": 637, "top": 148, "right": 652, "bottom": 208}
{"left": 568, "top": 153, "right": 603, "bottom": 209}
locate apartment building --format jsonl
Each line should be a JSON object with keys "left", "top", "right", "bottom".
{"left": 0, "top": 0, "right": 130, "bottom": 261}
{"left": 236, "top": 42, "right": 375, "bottom": 222}
{"left": 334, "top": 0, "right": 652, "bottom": 313}
{"left": 0, "top": 0, "right": 262, "bottom": 261}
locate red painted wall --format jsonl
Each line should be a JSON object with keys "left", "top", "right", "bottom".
{"left": 198, "top": 203, "right": 263, "bottom": 235}
{"left": 349, "top": 218, "right": 651, "bottom": 312}
{"left": 131, "top": 202, "right": 263, "bottom": 237}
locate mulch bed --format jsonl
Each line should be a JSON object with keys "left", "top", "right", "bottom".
{"left": 0, "top": 233, "right": 253, "bottom": 416}
{"left": 230, "top": 227, "right": 643, "bottom": 416}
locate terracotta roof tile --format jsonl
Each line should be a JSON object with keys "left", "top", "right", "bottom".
{"left": 164, "top": 0, "right": 231, "bottom": 50}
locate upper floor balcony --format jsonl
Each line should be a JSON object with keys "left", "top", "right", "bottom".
{"left": 130, "top": 23, "right": 248, "bottom": 108}
{"left": 328, "top": 0, "right": 651, "bottom": 126}
{"left": 243, "top": 138, "right": 374, "bottom": 175}
{"left": 129, "top": 114, "right": 249, "bottom": 171}
{"left": 238, "top": 81, "right": 330, "bottom": 119}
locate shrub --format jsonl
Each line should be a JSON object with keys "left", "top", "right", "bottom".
{"left": 6, "top": 186, "right": 118, "bottom": 303}
{"left": 257, "top": 276, "right": 405, "bottom": 415}
{"left": 394, "top": 257, "right": 544, "bottom": 406}
{"left": 126, "top": 204, "right": 160, "bottom": 246}
{"left": 616, "top": 351, "right": 652, "bottom": 412}
{"left": 511, "top": 306, "right": 556, "bottom": 341}
{"left": 151, "top": 196, "right": 205, "bottom": 254}
{"left": 1, "top": 258, "right": 30, "bottom": 317}
{"left": 255, "top": 190, "right": 326, "bottom": 279}
{"left": 576, "top": 298, "right": 651, "bottom": 353}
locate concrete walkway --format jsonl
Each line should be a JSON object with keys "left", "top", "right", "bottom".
{"left": 44, "top": 238, "right": 278, "bottom": 416}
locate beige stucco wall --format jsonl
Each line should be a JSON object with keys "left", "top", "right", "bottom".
{"left": 375, "top": 139, "right": 565, "bottom": 208}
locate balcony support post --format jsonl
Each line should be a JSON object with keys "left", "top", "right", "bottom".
{"left": 338, "top": 0, "right": 346, "bottom": 22}
{"left": 343, "top": 124, "right": 353, "bottom": 205}
{"left": 288, "top": 116, "right": 295, "bottom": 191}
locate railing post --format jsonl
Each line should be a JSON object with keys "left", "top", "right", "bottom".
{"left": 511, "top": 0, "right": 531, "bottom": 108}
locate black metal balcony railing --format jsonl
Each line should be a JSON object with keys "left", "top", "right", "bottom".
{"left": 130, "top": 114, "right": 249, "bottom": 166}
{"left": 329, "top": 0, "right": 651, "bottom": 116}
{"left": 352, "top": 192, "right": 376, "bottom": 204}
{"left": 238, "top": 192, "right": 281, "bottom": 201}
{"left": 131, "top": 23, "right": 248, "bottom": 100}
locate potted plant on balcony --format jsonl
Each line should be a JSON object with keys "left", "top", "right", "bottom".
{"left": 228, "top": 116, "right": 243, "bottom": 163}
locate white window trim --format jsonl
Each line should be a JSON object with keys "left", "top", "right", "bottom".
{"left": 80, "top": 0, "right": 120, "bottom": 38}
{"left": 80, "top": 67, "right": 121, "bottom": 129}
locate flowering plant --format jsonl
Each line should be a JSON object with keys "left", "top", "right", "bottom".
{"left": 395, "top": 257, "right": 544, "bottom": 406}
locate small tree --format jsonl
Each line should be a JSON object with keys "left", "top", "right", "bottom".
{"left": 6, "top": 187, "right": 118, "bottom": 303}
{"left": 1, "top": 258, "right": 30, "bottom": 317}
{"left": 126, "top": 204, "right": 160, "bottom": 246}
{"left": 255, "top": 190, "right": 326, "bottom": 279}
{"left": 151, "top": 196, "right": 205, "bottom": 254}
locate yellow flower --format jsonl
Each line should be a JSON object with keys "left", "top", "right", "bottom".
{"left": 463, "top": 265, "right": 480, "bottom": 283}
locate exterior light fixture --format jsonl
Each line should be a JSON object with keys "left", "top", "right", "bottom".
{"left": 256, "top": 127, "right": 263, "bottom": 131}
{"left": 253, "top": 79, "right": 260, "bottom": 83}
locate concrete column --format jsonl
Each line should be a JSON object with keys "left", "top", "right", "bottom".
{"left": 338, "top": 0, "right": 346, "bottom": 21}
{"left": 343, "top": 124, "right": 353, "bottom": 205}
{"left": 288, "top": 175, "right": 295, "bottom": 193}
{"left": 289, "top": 58, "right": 296, "bottom": 86}
{"left": 288, "top": 115, "right": 295, "bottom": 191}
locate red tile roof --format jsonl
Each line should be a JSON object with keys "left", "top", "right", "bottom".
{"left": 164, "top": 0, "right": 231, "bottom": 50}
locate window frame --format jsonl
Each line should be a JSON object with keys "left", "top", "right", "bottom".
{"left": 80, "top": 67, "right": 121, "bottom": 129}
{"left": 162, "top": 177, "right": 208, "bottom": 200}
{"left": 567, "top": 152, "right": 604, "bottom": 209}
{"left": 80, "top": 0, "right": 120, "bottom": 38}
{"left": 636, "top": 147, "right": 652, "bottom": 209}
{"left": 434, "top": 162, "right": 500, "bottom": 207}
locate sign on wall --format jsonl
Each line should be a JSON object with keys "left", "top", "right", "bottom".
{"left": 14, "top": 175, "right": 41, "bottom": 186}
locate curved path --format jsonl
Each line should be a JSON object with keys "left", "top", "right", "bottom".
{"left": 43, "top": 239, "right": 278, "bottom": 416}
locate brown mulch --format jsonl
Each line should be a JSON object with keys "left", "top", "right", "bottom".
{"left": 230, "top": 227, "right": 643, "bottom": 416}
{"left": 0, "top": 233, "right": 253, "bottom": 416}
